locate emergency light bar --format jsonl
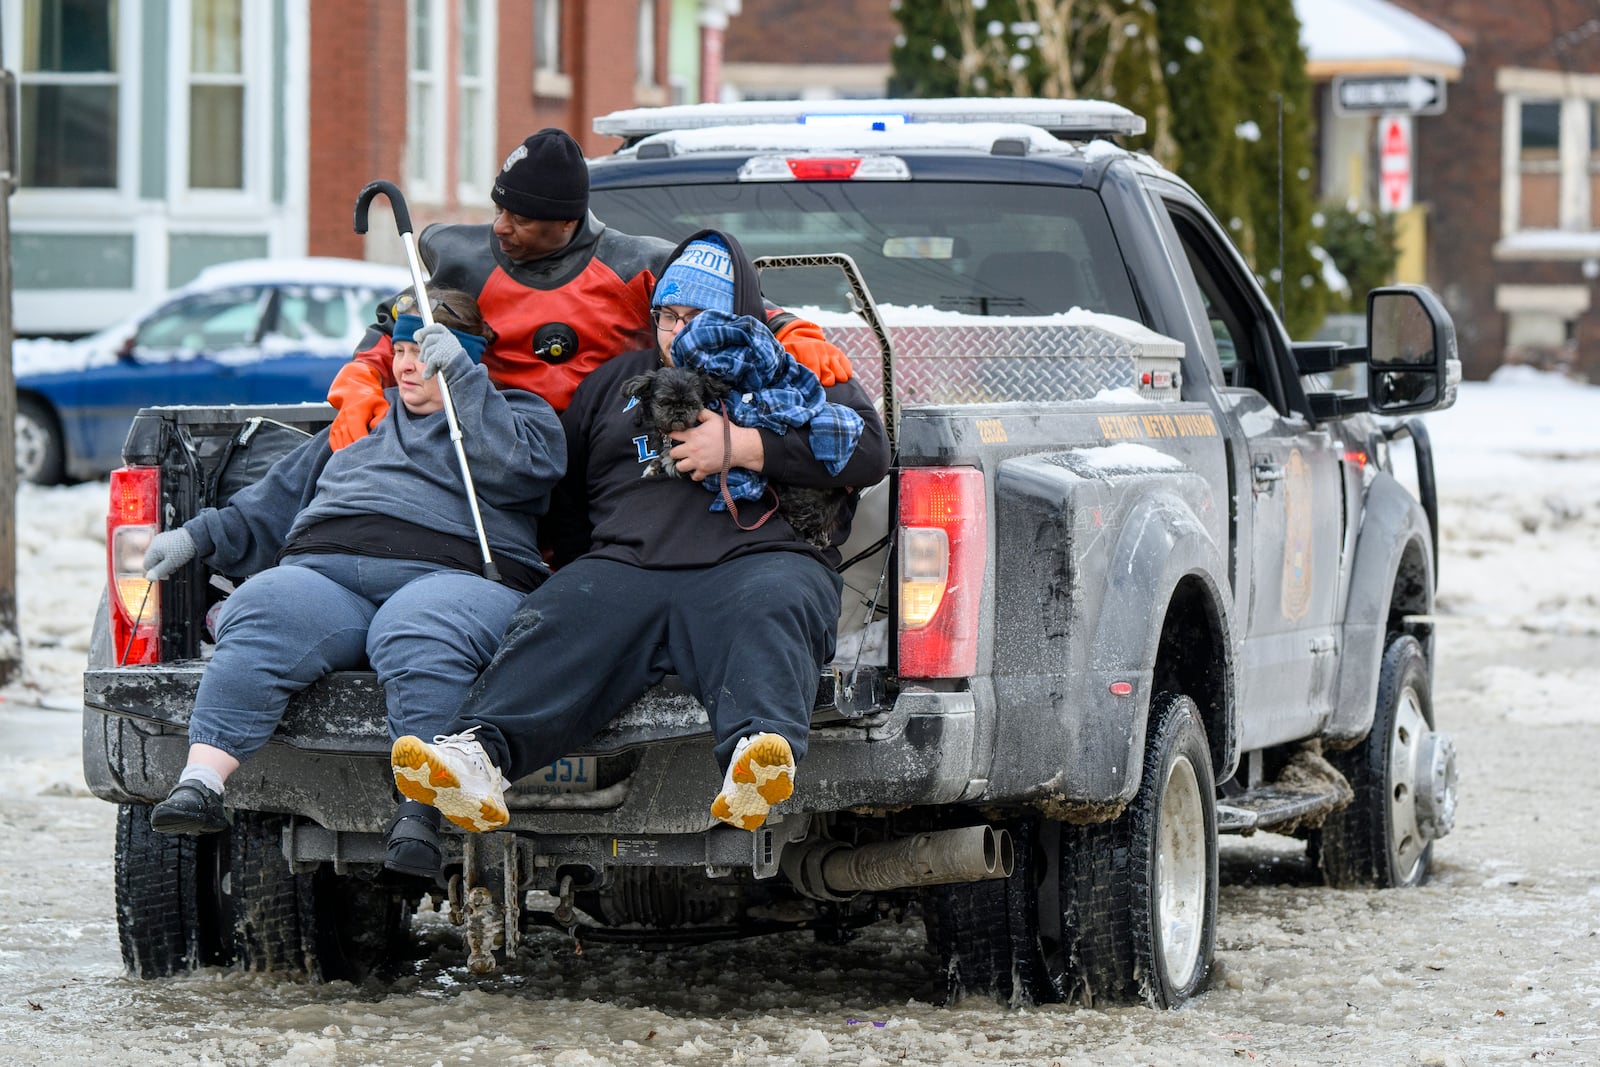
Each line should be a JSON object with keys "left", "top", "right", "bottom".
{"left": 595, "top": 97, "right": 1146, "bottom": 141}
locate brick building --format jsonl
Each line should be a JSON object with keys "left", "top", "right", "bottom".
{"left": 7, "top": 0, "right": 668, "bottom": 336}
{"left": 721, "top": 0, "right": 894, "bottom": 100}
{"left": 1391, "top": 0, "right": 1600, "bottom": 380}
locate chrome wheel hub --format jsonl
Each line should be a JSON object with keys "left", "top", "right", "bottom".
{"left": 1388, "top": 684, "right": 1453, "bottom": 882}
{"left": 1157, "top": 755, "right": 1206, "bottom": 988}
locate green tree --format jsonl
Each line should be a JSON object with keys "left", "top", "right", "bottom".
{"left": 890, "top": 0, "right": 1175, "bottom": 160}
{"left": 1316, "top": 202, "right": 1400, "bottom": 312}
{"left": 891, "top": 0, "right": 1329, "bottom": 336}
{"left": 1230, "top": 0, "right": 1327, "bottom": 335}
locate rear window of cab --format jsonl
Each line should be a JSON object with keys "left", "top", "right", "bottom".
{"left": 590, "top": 182, "right": 1140, "bottom": 322}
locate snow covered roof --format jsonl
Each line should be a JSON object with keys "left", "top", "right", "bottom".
{"left": 1294, "top": 0, "right": 1464, "bottom": 79}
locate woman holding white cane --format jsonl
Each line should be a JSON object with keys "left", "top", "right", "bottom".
{"left": 139, "top": 289, "right": 565, "bottom": 883}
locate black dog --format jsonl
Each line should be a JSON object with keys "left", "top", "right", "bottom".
{"left": 622, "top": 366, "right": 848, "bottom": 550}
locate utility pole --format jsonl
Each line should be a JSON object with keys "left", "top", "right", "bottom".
{"left": 0, "top": 26, "right": 19, "bottom": 687}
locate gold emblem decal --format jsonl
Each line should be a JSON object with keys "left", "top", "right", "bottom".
{"left": 1280, "top": 448, "right": 1313, "bottom": 621}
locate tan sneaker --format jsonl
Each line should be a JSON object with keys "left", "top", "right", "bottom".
{"left": 391, "top": 729, "right": 511, "bottom": 833}
{"left": 710, "top": 732, "right": 796, "bottom": 831}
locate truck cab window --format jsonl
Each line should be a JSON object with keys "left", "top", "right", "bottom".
{"left": 1164, "top": 207, "right": 1298, "bottom": 417}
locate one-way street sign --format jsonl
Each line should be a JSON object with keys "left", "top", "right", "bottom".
{"left": 1333, "top": 74, "right": 1447, "bottom": 116}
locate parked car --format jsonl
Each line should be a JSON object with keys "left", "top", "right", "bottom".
{"left": 12, "top": 257, "right": 409, "bottom": 484}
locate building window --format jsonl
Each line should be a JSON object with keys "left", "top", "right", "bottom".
{"left": 533, "top": 0, "right": 570, "bottom": 97}
{"left": 457, "top": 0, "right": 496, "bottom": 198}
{"left": 407, "top": 0, "right": 445, "bottom": 198}
{"left": 1498, "top": 69, "right": 1600, "bottom": 241}
{"left": 188, "top": 0, "right": 245, "bottom": 189}
{"left": 636, "top": 0, "right": 656, "bottom": 87}
{"left": 17, "top": 0, "right": 121, "bottom": 189}
{"left": 1517, "top": 100, "right": 1561, "bottom": 230}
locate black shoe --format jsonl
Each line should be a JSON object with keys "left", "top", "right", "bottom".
{"left": 383, "top": 800, "right": 443, "bottom": 882}
{"left": 150, "top": 781, "right": 228, "bottom": 835}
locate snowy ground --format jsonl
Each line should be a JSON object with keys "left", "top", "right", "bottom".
{"left": 2, "top": 370, "right": 1598, "bottom": 1065}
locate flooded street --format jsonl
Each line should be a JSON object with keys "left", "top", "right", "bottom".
{"left": 5, "top": 622, "right": 1599, "bottom": 1067}
{"left": 4, "top": 378, "right": 1600, "bottom": 1065}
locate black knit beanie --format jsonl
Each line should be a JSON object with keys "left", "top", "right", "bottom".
{"left": 491, "top": 128, "right": 589, "bottom": 220}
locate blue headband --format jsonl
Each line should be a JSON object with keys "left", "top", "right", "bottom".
{"left": 392, "top": 313, "right": 489, "bottom": 363}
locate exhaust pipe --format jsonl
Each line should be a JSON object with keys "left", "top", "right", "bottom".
{"left": 783, "top": 825, "right": 1014, "bottom": 901}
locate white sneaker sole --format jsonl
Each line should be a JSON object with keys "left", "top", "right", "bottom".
{"left": 391, "top": 736, "right": 509, "bottom": 833}
{"left": 711, "top": 734, "right": 795, "bottom": 831}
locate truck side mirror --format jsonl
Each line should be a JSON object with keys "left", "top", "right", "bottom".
{"left": 1366, "top": 285, "right": 1461, "bottom": 414}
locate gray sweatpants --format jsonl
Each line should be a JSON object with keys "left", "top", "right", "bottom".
{"left": 187, "top": 553, "right": 521, "bottom": 762}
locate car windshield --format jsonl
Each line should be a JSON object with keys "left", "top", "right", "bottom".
{"left": 134, "top": 288, "right": 268, "bottom": 354}
{"left": 592, "top": 180, "right": 1141, "bottom": 321}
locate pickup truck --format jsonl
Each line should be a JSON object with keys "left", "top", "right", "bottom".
{"left": 84, "top": 98, "right": 1461, "bottom": 1006}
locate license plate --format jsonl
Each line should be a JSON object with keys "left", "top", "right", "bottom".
{"left": 521, "top": 756, "right": 597, "bottom": 794}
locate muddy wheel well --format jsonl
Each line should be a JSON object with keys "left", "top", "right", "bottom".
{"left": 1152, "top": 575, "right": 1229, "bottom": 778}
{"left": 1388, "top": 537, "right": 1433, "bottom": 649}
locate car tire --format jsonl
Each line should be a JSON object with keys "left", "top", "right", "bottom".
{"left": 1053, "top": 692, "right": 1218, "bottom": 1007}
{"left": 1318, "top": 634, "right": 1437, "bottom": 889}
{"left": 924, "top": 694, "right": 1218, "bottom": 1010}
{"left": 230, "top": 810, "right": 414, "bottom": 980}
{"left": 114, "top": 802, "right": 233, "bottom": 977}
{"left": 15, "top": 396, "right": 65, "bottom": 485}
{"left": 921, "top": 819, "right": 1052, "bottom": 1006}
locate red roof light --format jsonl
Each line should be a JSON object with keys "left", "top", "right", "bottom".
{"left": 787, "top": 157, "right": 862, "bottom": 181}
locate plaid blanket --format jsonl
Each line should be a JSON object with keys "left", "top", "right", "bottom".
{"left": 671, "top": 310, "right": 864, "bottom": 506}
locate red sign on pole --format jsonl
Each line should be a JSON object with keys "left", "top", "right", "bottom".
{"left": 1379, "top": 115, "right": 1413, "bottom": 213}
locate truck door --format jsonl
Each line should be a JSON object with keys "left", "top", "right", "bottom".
{"left": 1153, "top": 195, "right": 1345, "bottom": 748}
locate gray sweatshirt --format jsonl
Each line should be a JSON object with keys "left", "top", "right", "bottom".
{"left": 184, "top": 353, "right": 566, "bottom": 579}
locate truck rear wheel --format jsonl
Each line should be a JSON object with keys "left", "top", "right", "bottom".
{"left": 925, "top": 694, "right": 1218, "bottom": 1009}
{"left": 1052, "top": 692, "right": 1218, "bottom": 1007}
{"left": 114, "top": 802, "right": 233, "bottom": 977}
{"left": 1317, "top": 634, "right": 1439, "bottom": 888}
{"left": 921, "top": 820, "right": 1052, "bottom": 1005}
{"left": 231, "top": 811, "right": 415, "bottom": 981}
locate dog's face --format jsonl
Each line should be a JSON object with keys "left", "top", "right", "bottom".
{"left": 623, "top": 366, "right": 731, "bottom": 433}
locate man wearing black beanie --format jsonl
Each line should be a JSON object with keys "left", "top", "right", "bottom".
{"left": 326, "top": 128, "right": 853, "bottom": 447}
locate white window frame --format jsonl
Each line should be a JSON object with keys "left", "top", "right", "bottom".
{"left": 633, "top": 0, "right": 667, "bottom": 105}
{"left": 533, "top": 0, "right": 570, "bottom": 98}
{"left": 636, "top": 0, "right": 656, "bottom": 88}
{"left": 1497, "top": 67, "right": 1600, "bottom": 253}
{"left": 3, "top": 0, "right": 142, "bottom": 212}
{"left": 456, "top": 0, "right": 497, "bottom": 202}
{"left": 406, "top": 0, "right": 447, "bottom": 202}
{"left": 167, "top": 0, "right": 271, "bottom": 212}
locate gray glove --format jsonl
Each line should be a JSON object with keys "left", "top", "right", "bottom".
{"left": 418, "top": 322, "right": 469, "bottom": 381}
{"left": 143, "top": 528, "right": 197, "bottom": 581}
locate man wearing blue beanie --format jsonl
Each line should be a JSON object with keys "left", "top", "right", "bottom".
{"left": 388, "top": 230, "right": 890, "bottom": 838}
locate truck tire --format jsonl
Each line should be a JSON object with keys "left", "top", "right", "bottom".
{"left": 1317, "top": 634, "right": 1436, "bottom": 889}
{"left": 230, "top": 811, "right": 317, "bottom": 974}
{"left": 229, "top": 811, "right": 415, "bottom": 981}
{"left": 114, "top": 802, "right": 233, "bottom": 977}
{"left": 1053, "top": 692, "right": 1218, "bottom": 1007}
{"left": 921, "top": 820, "right": 1052, "bottom": 1005}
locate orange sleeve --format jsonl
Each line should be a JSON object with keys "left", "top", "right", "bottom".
{"left": 770, "top": 316, "right": 853, "bottom": 387}
{"left": 326, "top": 360, "right": 390, "bottom": 450}
{"left": 351, "top": 332, "right": 398, "bottom": 388}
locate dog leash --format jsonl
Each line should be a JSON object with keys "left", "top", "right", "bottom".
{"left": 718, "top": 405, "right": 781, "bottom": 531}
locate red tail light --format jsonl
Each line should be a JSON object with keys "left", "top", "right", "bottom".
{"left": 898, "top": 467, "right": 986, "bottom": 678}
{"left": 107, "top": 467, "right": 161, "bottom": 664}
{"left": 787, "top": 157, "right": 862, "bottom": 181}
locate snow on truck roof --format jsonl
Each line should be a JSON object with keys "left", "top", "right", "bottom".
{"left": 594, "top": 97, "right": 1146, "bottom": 141}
